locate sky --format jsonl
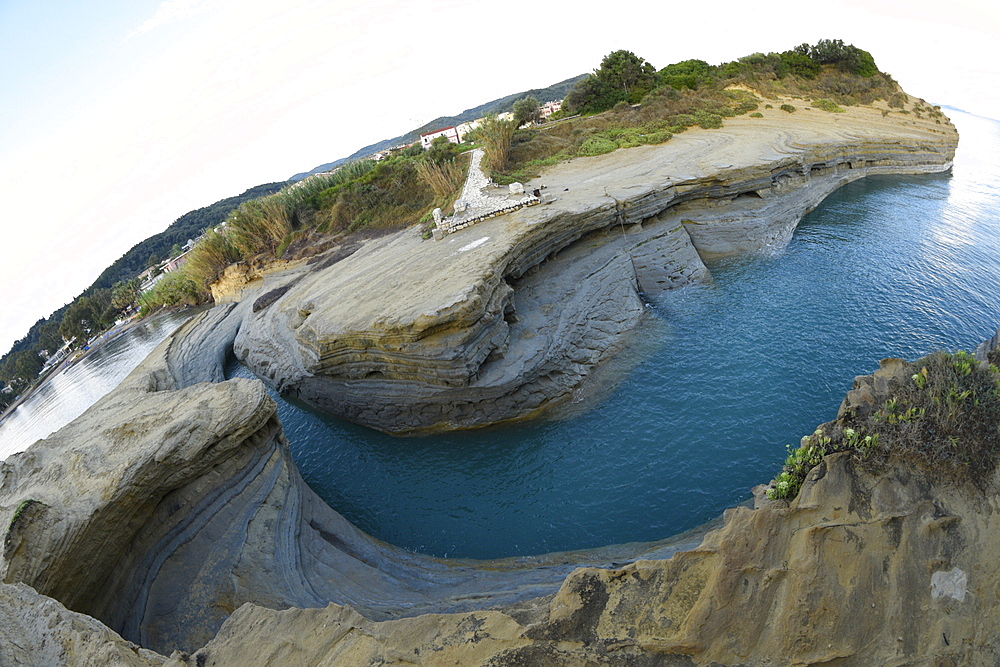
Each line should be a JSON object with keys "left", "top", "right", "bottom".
{"left": 1, "top": 0, "right": 998, "bottom": 355}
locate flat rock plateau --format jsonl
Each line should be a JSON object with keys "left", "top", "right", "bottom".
{"left": 6, "top": 95, "right": 996, "bottom": 666}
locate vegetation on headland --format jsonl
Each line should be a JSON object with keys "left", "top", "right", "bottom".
{"left": 768, "top": 352, "right": 1000, "bottom": 500}
{"left": 489, "top": 39, "right": 903, "bottom": 184}
{"left": 137, "top": 141, "right": 468, "bottom": 314}
{"left": 0, "top": 183, "right": 284, "bottom": 407}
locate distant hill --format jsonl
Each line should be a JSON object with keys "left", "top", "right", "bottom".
{"left": 0, "top": 182, "right": 286, "bottom": 380}
{"left": 288, "top": 73, "right": 588, "bottom": 181}
{"left": 86, "top": 181, "right": 287, "bottom": 294}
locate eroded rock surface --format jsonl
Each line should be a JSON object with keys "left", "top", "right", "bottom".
{"left": 234, "top": 102, "right": 957, "bottom": 434}
{"left": 0, "top": 309, "right": 708, "bottom": 656}
{"left": 0, "top": 582, "right": 165, "bottom": 667}
{"left": 162, "top": 449, "right": 1000, "bottom": 666}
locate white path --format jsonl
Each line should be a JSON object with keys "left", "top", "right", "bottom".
{"left": 436, "top": 148, "right": 539, "bottom": 237}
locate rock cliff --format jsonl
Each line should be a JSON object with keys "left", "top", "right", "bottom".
{"left": 162, "top": 445, "right": 1000, "bottom": 666}
{"left": 0, "top": 308, "right": 707, "bottom": 656}
{"left": 233, "top": 101, "right": 957, "bottom": 434}
{"left": 0, "top": 95, "right": 980, "bottom": 667}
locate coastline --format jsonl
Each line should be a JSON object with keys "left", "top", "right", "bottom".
{"left": 1, "top": 93, "right": 981, "bottom": 665}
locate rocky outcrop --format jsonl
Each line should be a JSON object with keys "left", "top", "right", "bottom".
{"left": 0, "top": 582, "right": 165, "bottom": 666}
{"left": 0, "top": 311, "right": 709, "bottom": 656}
{"left": 233, "top": 102, "right": 958, "bottom": 434}
{"left": 7, "top": 325, "right": 1000, "bottom": 665}
{"left": 163, "top": 448, "right": 1000, "bottom": 666}
{"left": 0, "top": 94, "right": 973, "bottom": 666}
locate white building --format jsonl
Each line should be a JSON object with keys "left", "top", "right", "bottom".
{"left": 420, "top": 126, "right": 461, "bottom": 150}
{"left": 455, "top": 120, "right": 479, "bottom": 139}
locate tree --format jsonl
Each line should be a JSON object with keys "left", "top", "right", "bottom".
{"left": 594, "top": 50, "right": 656, "bottom": 102}
{"left": 111, "top": 278, "right": 141, "bottom": 312}
{"left": 796, "top": 39, "right": 878, "bottom": 77}
{"left": 512, "top": 96, "right": 540, "bottom": 127}
{"left": 659, "top": 59, "right": 714, "bottom": 90}
{"left": 564, "top": 50, "right": 658, "bottom": 114}
{"left": 3, "top": 349, "right": 43, "bottom": 387}
{"left": 59, "top": 298, "right": 99, "bottom": 344}
{"left": 778, "top": 50, "right": 821, "bottom": 79}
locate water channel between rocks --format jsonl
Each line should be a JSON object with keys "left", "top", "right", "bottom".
{"left": 224, "top": 110, "right": 1000, "bottom": 560}
{"left": 5, "top": 110, "right": 998, "bottom": 562}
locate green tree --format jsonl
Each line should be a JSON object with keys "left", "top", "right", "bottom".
{"left": 564, "top": 50, "right": 658, "bottom": 114}
{"left": 111, "top": 278, "right": 141, "bottom": 312}
{"left": 797, "top": 39, "right": 878, "bottom": 77}
{"left": 659, "top": 59, "right": 714, "bottom": 90}
{"left": 6, "top": 349, "right": 43, "bottom": 385}
{"left": 59, "top": 298, "right": 98, "bottom": 343}
{"left": 594, "top": 50, "right": 656, "bottom": 102}
{"left": 778, "top": 50, "right": 821, "bottom": 78}
{"left": 512, "top": 96, "right": 540, "bottom": 127}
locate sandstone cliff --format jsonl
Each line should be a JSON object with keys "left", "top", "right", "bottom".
{"left": 164, "top": 336, "right": 1000, "bottom": 666}
{"left": 231, "top": 100, "right": 957, "bottom": 434}
{"left": 161, "top": 445, "right": 1000, "bottom": 666}
{"left": 0, "top": 94, "right": 978, "bottom": 667}
{"left": 0, "top": 306, "right": 707, "bottom": 656}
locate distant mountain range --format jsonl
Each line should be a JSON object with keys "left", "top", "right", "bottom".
{"left": 288, "top": 73, "right": 587, "bottom": 181}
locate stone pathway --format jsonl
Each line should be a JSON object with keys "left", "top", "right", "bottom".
{"left": 434, "top": 148, "right": 539, "bottom": 237}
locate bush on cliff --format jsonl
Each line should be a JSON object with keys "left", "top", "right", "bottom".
{"left": 503, "top": 40, "right": 897, "bottom": 183}
{"left": 768, "top": 352, "right": 1000, "bottom": 499}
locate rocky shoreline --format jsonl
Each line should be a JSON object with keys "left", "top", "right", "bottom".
{"left": 232, "top": 98, "right": 958, "bottom": 434}
{"left": 3, "top": 97, "right": 987, "bottom": 665}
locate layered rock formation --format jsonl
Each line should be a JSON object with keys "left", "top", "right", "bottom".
{"left": 0, "top": 309, "right": 707, "bottom": 656}
{"left": 233, "top": 101, "right": 957, "bottom": 433}
{"left": 157, "top": 341, "right": 1000, "bottom": 666}
{"left": 0, "top": 94, "right": 975, "bottom": 666}
{"left": 162, "top": 446, "right": 1000, "bottom": 666}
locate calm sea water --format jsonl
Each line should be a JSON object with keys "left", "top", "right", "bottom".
{"left": 7, "top": 109, "right": 999, "bottom": 560}
{"left": 0, "top": 310, "right": 192, "bottom": 460}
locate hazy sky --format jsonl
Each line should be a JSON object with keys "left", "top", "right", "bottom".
{"left": 1, "top": 0, "right": 998, "bottom": 354}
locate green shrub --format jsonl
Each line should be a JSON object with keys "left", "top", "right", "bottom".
{"left": 780, "top": 103, "right": 796, "bottom": 113}
{"left": 750, "top": 112, "right": 763, "bottom": 118}
{"left": 577, "top": 136, "right": 618, "bottom": 156}
{"left": 693, "top": 111, "right": 723, "bottom": 129}
{"left": 811, "top": 98, "right": 845, "bottom": 113}
{"left": 768, "top": 351, "right": 1000, "bottom": 500}
{"left": 643, "top": 130, "right": 673, "bottom": 144}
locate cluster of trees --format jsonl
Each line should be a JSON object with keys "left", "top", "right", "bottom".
{"left": 564, "top": 40, "right": 882, "bottom": 115}
{"left": 564, "top": 50, "right": 658, "bottom": 114}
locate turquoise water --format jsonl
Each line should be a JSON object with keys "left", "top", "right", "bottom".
{"left": 226, "top": 109, "right": 1000, "bottom": 559}
{"left": 6, "top": 110, "right": 996, "bottom": 561}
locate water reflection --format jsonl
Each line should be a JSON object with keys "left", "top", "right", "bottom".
{"left": 0, "top": 310, "right": 193, "bottom": 459}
